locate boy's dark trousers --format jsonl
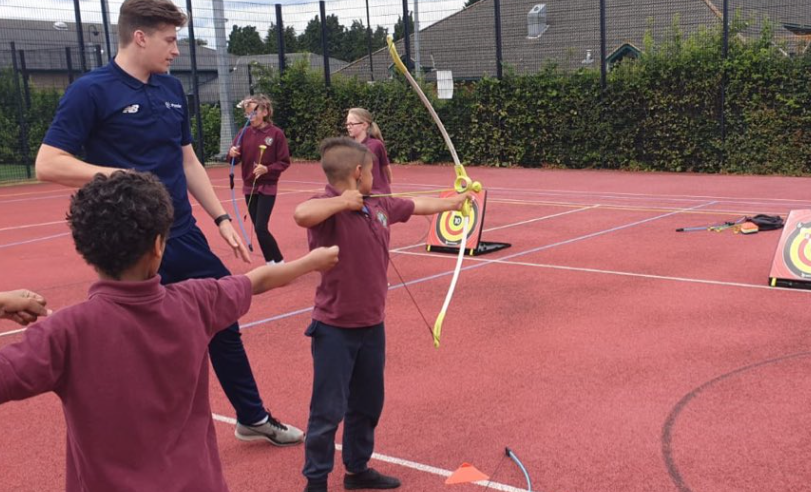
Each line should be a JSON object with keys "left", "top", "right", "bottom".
{"left": 159, "top": 225, "right": 267, "bottom": 425}
{"left": 303, "top": 320, "right": 386, "bottom": 481}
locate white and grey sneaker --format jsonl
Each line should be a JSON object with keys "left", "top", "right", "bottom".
{"left": 235, "top": 416, "right": 305, "bottom": 446}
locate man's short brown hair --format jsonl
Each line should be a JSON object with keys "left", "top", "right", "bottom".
{"left": 118, "top": 0, "right": 187, "bottom": 47}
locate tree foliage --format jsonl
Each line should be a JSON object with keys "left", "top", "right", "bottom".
{"left": 227, "top": 25, "right": 265, "bottom": 55}
{"left": 264, "top": 23, "right": 298, "bottom": 53}
{"left": 393, "top": 13, "right": 415, "bottom": 42}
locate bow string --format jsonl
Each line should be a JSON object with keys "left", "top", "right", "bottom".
{"left": 228, "top": 111, "right": 256, "bottom": 253}
{"left": 386, "top": 35, "right": 481, "bottom": 348}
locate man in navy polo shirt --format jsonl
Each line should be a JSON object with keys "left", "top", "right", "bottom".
{"left": 35, "top": 0, "right": 304, "bottom": 446}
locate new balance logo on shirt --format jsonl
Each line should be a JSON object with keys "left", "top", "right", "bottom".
{"left": 122, "top": 102, "right": 181, "bottom": 114}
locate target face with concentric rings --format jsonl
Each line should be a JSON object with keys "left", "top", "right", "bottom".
{"left": 782, "top": 222, "right": 811, "bottom": 279}
{"left": 436, "top": 200, "right": 479, "bottom": 246}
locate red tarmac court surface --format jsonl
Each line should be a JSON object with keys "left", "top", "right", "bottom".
{"left": 2, "top": 163, "right": 811, "bottom": 492}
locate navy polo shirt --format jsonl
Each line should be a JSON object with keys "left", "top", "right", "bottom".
{"left": 44, "top": 61, "right": 195, "bottom": 237}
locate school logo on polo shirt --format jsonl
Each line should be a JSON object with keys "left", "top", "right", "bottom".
{"left": 165, "top": 101, "right": 183, "bottom": 109}
{"left": 122, "top": 104, "right": 139, "bottom": 114}
{"left": 264, "top": 137, "right": 274, "bottom": 146}
{"left": 376, "top": 211, "right": 388, "bottom": 228}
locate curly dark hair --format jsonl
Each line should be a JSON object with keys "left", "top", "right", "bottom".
{"left": 67, "top": 171, "right": 174, "bottom": 279}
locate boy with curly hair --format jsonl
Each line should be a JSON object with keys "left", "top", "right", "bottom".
{"left": 0, "top": 171, "right": 338, "bottom": 492}
{"left": 36, "top": 0, "right": 303, "bottom": 446}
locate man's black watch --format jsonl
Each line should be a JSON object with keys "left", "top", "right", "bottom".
{"left": 214, "top": 213, "right": 231, "bottom": 226}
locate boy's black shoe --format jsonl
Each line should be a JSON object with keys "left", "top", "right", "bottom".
{"left": 344, "top": 468, "right": 401, "bottom": 490}
{"left": 304, "top": 479, "right": 328, "bottom": 492}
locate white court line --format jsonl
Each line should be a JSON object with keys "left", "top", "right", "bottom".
{"left": 484, "top": 184, "right": 811, "bottom": 206}
{"left": 395, "top": 251, "right": 809, "bottom": 293}
{"left": 0, "top": 220, "right": 67, "bottom": 233}
{"left": 0, "top": 232, "right": 71, "bottom": 249}
{"left": 280, "top": 178, "right": 811, "bottom": 207}
{"left": 236, "top": 203, "right": 710, "bottom": 331}
{"left": 0, "top": 189, "right": 321, "bottom": 237}
{"left": 0, "top": 193, "right": 73, "bottom": 205}
{"left": 0, "top": 200, "right": 773, "bottom": 339}
{"left": 0, "top": 205, "right": 601, "bottom": 336}
{"left": 482, "top": 205, "right": 599, "bottom": 233}
{"left": 488, "top": 196, "right": 789, "bottom": 217}
{"left": 211, "top": 413, "right": 529, "bottom": 491}
{"left": 387, "top": 205, "right": 597, "bottom": 255}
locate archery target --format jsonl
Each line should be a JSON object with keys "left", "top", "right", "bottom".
{"left": 427, "top": 189, "right": 486, "bottom": 251}
{"left": 769, "top": 210, "right": 811, "bottom": 287}
{"left": 435, "top": 201, "right": 480, "bottom": 245}
{"left": 782, "top": 221, "right": 811, "bottom": 278}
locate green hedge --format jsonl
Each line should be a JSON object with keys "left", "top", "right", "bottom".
{"left": 190, "top": 102, "right": 222, "bottom": 162}
{"left": 252, "top": 24, "right": 810, "bottom": 175}
{"left": 1, "top": 21, "right": 809, "bottom": 180}
{"left": 0, "top": 69, "right": 62, "bottom": 179}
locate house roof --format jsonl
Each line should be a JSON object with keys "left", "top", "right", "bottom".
{"left": 0, "top": 18, "right": 119, "bottom": 72}
{"left": 0, "top": 18, "right": 118, "bottom": 52}
{"left": 0, "top": 18, "right": 229, "bottom": 73}
{"left": 338, "top": 0, "right": 809, "bottom": 82}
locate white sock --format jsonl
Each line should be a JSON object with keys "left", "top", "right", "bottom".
{"left": 252, "top": 415, "right": 269, "bottom": 426}
{"left": 266, "top": 260, "right": 274, "bottom": 266}
{"left": 276, "top": 259, "right": 284, "bottom": 264}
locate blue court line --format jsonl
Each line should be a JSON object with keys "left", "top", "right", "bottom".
{"left": 238, "top": 201, "right": 715, "bottom": 331}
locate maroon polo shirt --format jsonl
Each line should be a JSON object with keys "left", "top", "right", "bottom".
{"left": 232, "top": 123, "right": 291, "bottom": 195}
{"left": 0, "top": 275, "right": 252, "bottom": 492}
{"left": 362, "top": 136, "right": 392, "bottom": 194}
{"left": 307, "top": 185, "right": 415, "bottom": 327}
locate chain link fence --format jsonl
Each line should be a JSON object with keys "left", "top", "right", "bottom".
{"left": 0, "top": 0, "right": 808, "bottom": 181}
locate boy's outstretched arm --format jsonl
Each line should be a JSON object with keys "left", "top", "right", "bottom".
{"left": 246, "top": 246, "right": 339, "bottom": 294}
{"left": 294, "top": 190, "right": 364, "bottom": 228}
{"left": 0, "top": 290, "right": 51, "bottom": 326}
{"left": 411, "top": 192, "right": 471, "bottom": 216}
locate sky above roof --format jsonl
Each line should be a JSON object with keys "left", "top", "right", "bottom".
{"left": 0, "top": 0, "right": 468, "bottom": 48}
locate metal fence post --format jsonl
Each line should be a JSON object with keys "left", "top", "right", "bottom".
{"left": 319, "top": 0, "right": 331, "bottom": 88}
{"left": 365, "top": 0, "right": 375, "bottom": 81}
{"left": 599, "top": 0, "right": 607, "bottom": 91}
{"left": 73, "top": 0, "right": 88, "bottom": 73}
{"left": 65, "top": 47, "right": 75, "bottom": 84}
{"left": 184, "top": 0, "right": 205, "bottom": 162}
{"left": 19, "top": 50, "right": 31, "bottom": 109}
{"left": 494, "top": 0, "right": 503, "bottom": 80}
{"left": 10, "top": 43, "right": 31, "bottom": 178}
{"left": 100, "top": 0, "right": 113, "bottom": 62}
{"left": 402, "top": 0, "right": 411, "bottom": 72}
{"left": 276, "top": 4, "right": 286, "bottom": 74}
{"left": 721, "top": 0, "right": 728, "bottom": 146}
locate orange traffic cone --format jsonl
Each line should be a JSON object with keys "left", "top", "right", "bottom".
{"left": 445, "top": 463, "right": 489, "bottom": 485}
